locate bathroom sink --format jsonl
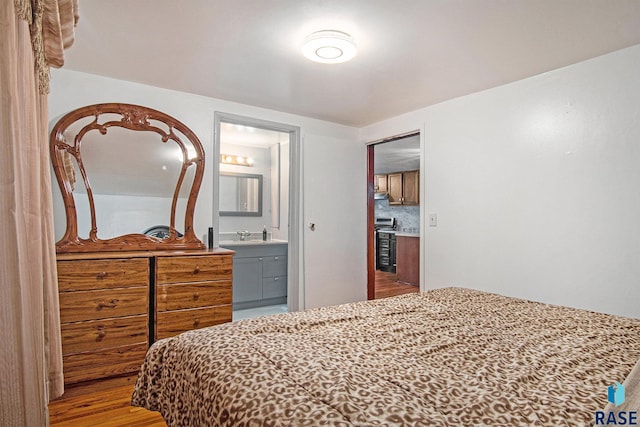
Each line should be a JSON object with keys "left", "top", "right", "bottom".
{"left": 219, "top": 239, "right": 287, "bottom": 246}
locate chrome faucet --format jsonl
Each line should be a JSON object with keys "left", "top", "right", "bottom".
{"left": 237, "top": 230, "right": 251, "bottom": 241}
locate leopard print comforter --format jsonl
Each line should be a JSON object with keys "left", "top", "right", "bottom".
{"left": 131, "top": 287, "right": 640, "bottom": 426}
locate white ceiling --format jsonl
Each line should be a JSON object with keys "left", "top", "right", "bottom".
{"left": 374, "top": 135, "right": 421, "bottom": 174}
{"left": 220, "top": 123, "right": 289, "bottom": 148}
{"left": 64, "top": 1, "right": 640, "bottom": 127}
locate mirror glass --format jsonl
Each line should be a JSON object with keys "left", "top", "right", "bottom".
{"left": 50, "top": 103, "right": 205, "bottom": 253}
{"left": 219, "top": 172, "right": 263, "bottom": 216}
{"left": 64, "top": 121, "right": 195, "bottom": 239}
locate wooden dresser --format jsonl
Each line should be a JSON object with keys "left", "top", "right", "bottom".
{"left": 56, "top": 248, "right": 233, "bottom": 388}
{"left": 155, "top": 252, "right": 233, "bottom": 340}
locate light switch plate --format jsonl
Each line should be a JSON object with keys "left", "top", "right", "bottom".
{"left": 429, "top": 213, "right": 438, "bottom": 227}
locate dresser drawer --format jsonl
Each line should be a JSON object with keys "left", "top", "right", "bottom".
{"left": 156, "top": 254, "right": 232, "bottom": 285}
{"left": 157, "top": 280, "right": 232, "bottom": 312}
{"left": 60, "top": 315, "right": 147, "bottom": 354}
{"left": 156, "top": 305, "right": 232, "bottom": 340}
{"left": 59, "top": 287, "right": 148, "bottom": 323}
{"left": 57, "top": 258, "right": 149, "bottom": 291}
{"left": 62, "top": 342, "right": 148, "bottom": 385}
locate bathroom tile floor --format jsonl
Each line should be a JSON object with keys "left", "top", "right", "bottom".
{"left": 232, "top": 304, "right": 289, "bottom": 321}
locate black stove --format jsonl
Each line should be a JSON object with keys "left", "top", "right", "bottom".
{"left": 374, "top": 217, "right": 396, "bottom": 231}
{"left": 374, "top": 218, "right": 396, "bottom": 272}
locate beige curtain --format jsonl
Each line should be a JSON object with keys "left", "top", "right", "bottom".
{"left": 1, "top": 0, "right": 76, "bottom": 425}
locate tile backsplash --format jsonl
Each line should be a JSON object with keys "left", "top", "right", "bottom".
{"left": 375, "top": 199, "right": 420, "bottom": 231}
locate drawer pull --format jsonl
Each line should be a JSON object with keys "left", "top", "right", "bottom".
{"left": 96, "top": 330, "right": 107, "bottom": 341}
{"left": 274, "top": 256, "right": 278, "bottom": 260}
{"left": 193, "top": 292, "right": 199, "bottom": 301}
{"left": 193, "top": 266, "right": 200, "bottom": 274}
{"left": 96, "top": 271, "right": 107, "bottom": 279}
{"left": 193, "top": 318, "right": 200, "bottom": 327}
{"left": 96, "top": 299, "right": 118, "bottom": 310}
{"left": 274, "top": 277, "right": 279, "bottom": 281}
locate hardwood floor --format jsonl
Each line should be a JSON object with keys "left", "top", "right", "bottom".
{"left": 374, "top": 269, "right": 420, "bottom": 299}
{"left": 49, "top": 382, "right": 166, "bottom": 427}
{"left": 49, "top": 270, "right": 418, "bottom": 426}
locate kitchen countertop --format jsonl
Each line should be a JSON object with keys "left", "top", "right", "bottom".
{"left": 219, "top": 239, "right": 288, "bottom": 247}
{"left": 395, "top": 232, "right": 420, "bottom": 238}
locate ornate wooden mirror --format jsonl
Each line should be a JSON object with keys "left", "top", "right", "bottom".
{"left": 50, "top": 103, "right": 206, "bottom": 253}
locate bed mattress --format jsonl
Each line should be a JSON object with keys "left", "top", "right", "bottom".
{"left": 132, "top": 287, "right": 640, "bottom": 426}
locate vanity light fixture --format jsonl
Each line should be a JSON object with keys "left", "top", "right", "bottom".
{"left": 220, "top": 154, "right": 254, "bottom": 167}
{"left": 302, "top": 30, "right": 357, "bottom": 64}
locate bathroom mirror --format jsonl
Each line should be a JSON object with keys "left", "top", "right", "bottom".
{"left": 219, "top": 172, "right": 263, "bottom": 216}
{"left": 50, "top": 103, "right": 206, "bottom": 253}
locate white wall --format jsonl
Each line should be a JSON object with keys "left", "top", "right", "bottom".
{"left": 361, "top": 45, "right": 640, "bottom": 318}
{"left": 49, "top": 69, "right": 366, "bottom": 310}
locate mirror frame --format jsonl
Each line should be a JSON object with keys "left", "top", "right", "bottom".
{"left": 50, "top": 103, "right": 206, "bottom": 253}
{"left": 219, "top": 172, "right": 263, "bottom": 217}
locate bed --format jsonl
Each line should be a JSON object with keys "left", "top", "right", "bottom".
{"left": 131, "top": 287, "right": 640, "bottom": 426}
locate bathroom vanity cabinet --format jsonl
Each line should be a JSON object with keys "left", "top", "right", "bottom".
{"left": 221, "top": 242, "right": 288, "bottom": 310}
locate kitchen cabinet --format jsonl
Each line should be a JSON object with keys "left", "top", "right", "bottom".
{"left": 388, "top": 170, "right": 419, "bottom": 205}
{"left": 388, "top": 173, "right": 403, "bottom": 204}
{"left": 374, "top": 174, "right": 388, "bottom": 193}
{"left": 224, "top": 242, "right": 288, "bottom": 310}
{"left": 396, "top": 235, "right": 419, "bottom": 286}
{"left": 402, "top": 170, "right": 420, "bottom": 205}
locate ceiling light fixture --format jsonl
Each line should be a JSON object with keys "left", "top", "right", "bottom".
{"left": 302, "top": 30, "right": 357, "bottom": 64}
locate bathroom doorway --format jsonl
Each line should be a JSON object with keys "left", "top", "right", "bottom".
{"left": 213, "top": 112, "right": 301, "bottom": 316}
{"left": 367, "top": 132, "right": 423, "bottom": 299}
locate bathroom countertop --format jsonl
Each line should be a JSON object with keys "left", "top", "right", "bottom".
{"left": 219, "top": 239, "right": 288, "bottom": 247}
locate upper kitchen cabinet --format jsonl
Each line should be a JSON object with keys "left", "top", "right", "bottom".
{"left": 388, "top": 170, "right": 419, "bottom": 206}
{"left": 403, "top": 170, "right": 420, "bottom": 205}
{"left": 374, "top": 174, "right": 388, "bottom": 193}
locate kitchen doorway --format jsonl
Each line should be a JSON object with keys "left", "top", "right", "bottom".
{"left": 367, "top": 132, "right": 422, "bottom": 299}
